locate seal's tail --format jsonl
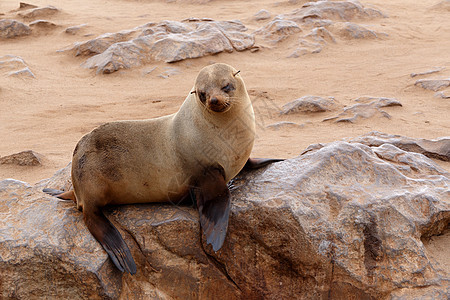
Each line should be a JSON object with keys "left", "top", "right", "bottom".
{"left": 43, "top": 188, "right": 77, "bottom": 203}
{"left": 84, "top": 208, "right": 137, "bottom": 274}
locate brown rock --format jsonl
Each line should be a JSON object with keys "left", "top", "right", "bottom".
{"left": 415, "top": 78, "right": 450, "bottom": 91}
{"left": 18, "top": 5, "right": 59, "bottom": 20}
{"left": 0, "top": 150, "right": 42, "bottom": 166}
{"left": 1, "top": 135, "right": 448, "bottom": 298}
{"left": 281, "top": 95, "right": 338, "bottom": 114}
{"left": 323, "top": 96, "right": 402, "bottom": 123}
{"left": 0, "top": 19, "right": 31, "bottom": 38}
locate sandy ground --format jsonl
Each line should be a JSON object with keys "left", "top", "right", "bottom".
{"left": 1, "top": 0, "right": 449, "bottom": 184}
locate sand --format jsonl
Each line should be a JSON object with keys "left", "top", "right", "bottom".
{"left": 1, "top": 0, "right": 449, "bottom": 184}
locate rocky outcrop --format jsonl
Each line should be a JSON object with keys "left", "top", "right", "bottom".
{"left": 62, "top": 19, "right": 254, "bottom": 74}
{"left": 0, "top": 134, "right": 448, "bottom": 299}
{"left": 323, "top": 96, "right": 402, "bottom": 123}
{"left": 254, "top": 0, "right": 387, "bottom": 57}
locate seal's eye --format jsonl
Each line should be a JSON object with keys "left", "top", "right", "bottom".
{"left": 199, "top": 91, "right": 206, "bottom": 103}
{"left": 222, "top": 83, "right": 235, "bottom": 93}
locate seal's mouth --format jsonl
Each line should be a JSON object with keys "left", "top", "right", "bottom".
{"left": 208, "top": 97, "right": 230, "bottom": 112}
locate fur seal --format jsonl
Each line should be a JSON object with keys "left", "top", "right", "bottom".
{"left": 44, "top": 63, "right": 282, "bottom": 274}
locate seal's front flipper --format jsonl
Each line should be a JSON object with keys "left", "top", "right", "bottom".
{"left": 243, "top": 157, "right": 284, "bottom": 170}
{"left": 84, "top": 208, "right": 137, "bottom": 274}
{"left": 193, "top": 166, "right": 231, "bottom": 252}
{"left": 43, "top": 188, "right": 76, "bottom": 203}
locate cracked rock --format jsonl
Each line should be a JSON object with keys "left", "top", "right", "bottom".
{"left": 1, "top": 135, "right": 448, "bottom": 298}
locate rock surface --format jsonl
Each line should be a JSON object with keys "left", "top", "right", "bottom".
{"left": 349, "top": 131, "right": 450, "bottom": 162}
{"left": 323, "top": 96, "right": 402, "bottom": 123}
{"left": 0, "top": 150, "right": 42, "bottom": 166}
{"left": 0, "top": 135, "right": 449, "bottom": 299}
{"left": 0, "top": 19, "right": 31, "bottom": 38}
{"left": 63, "top": 19, "right": 254, "bottom": 74}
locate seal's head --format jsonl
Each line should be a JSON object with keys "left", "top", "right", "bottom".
{"left": 193, "top": 63, "right": 242, "bottom": 113}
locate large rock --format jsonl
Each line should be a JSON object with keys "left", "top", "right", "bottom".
{"left": 0, "top": 136, "right": 448, "bottom": 298}
{"left": 62, "top": 19, "right": 254, "bottom": 74}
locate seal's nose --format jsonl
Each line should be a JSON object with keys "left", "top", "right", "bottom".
{"left": 210, "top": 97, "right": 218, "bottom": 105}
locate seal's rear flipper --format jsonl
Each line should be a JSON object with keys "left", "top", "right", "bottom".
{"left": 84, "top": 208, "right": 137, "bottom": 275}
{"left": 243, "top": 157, "right": 284, "bottom": 170}
{"left": 193, "top": 166, "right": 231, "bottom": 252}
{"left": 43, "top": 188, "right": 76, "bottom": 202}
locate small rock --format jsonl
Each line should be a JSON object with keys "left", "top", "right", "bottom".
{"left": 333, "top": 22, "right": 385, "bottom": 39}
{"left": 0, "top": 150, "right": 43, "bottom": 166}
{"left": 0, "top": 55, "right": 34, "bottom": 78}
{"left": 266, "top": 121, "right": 303, "bottom": 130}
{"left": 158, "top": 67, "right": 180, "bottom": 79}
{"left": 19, "top": 2, "right": 38, "bottom": 10}
{"left": 323, "top": 97, "right": 402, "bottom": 123}
{"left": 253, "top": 9, "right": 272, "bottom": 21}
{"left": 415, "top": 79, "right": 450, "bottom": 91}
{"left": 64, "top": 24, "right": 87, "bottom": 35}
{"left": 8, "top": 67, "right": 35, "bottom": 78}
{"left": 254, "top": 18, "right": 301, "bottom": 43}
{"left": 410, "top": 67, "right": 445, "bottom": 78}
{"left": 281, "top": 96, "right": 337, "bottom": 114}
{"left": 435, "top": 91, "right": 450, "bottom": 99}
{"left": 18, "top": 6, "right": 59, "bottom": 20}
{"left": 29, "top": 19, "right": 57, "bottom": 30}
{"left": 0, "top": 19, "right": 31, "bottom": 38}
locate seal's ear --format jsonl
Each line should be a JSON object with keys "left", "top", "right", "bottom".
{"left": 191, "top": 91, "right": 196, "bottom": 94}
{"left": 192, "top": 165, "right": 231, "bottom": 252}
{"left": 233, "top": 70, "right": 240, "bottom": 77}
